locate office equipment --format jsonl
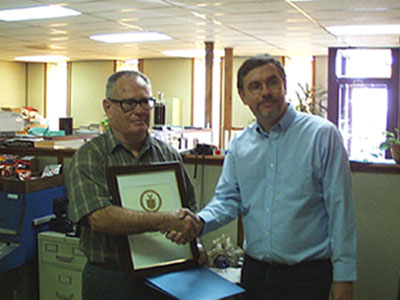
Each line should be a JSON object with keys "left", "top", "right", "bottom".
{"left": 0, "top": 177, "right": 65, "bottom": 272}
{"left": 0, "top": 111, "right": 24, "bottom": 137}
{"left": 38, "top": 231, "right": 87, "bottom": 300}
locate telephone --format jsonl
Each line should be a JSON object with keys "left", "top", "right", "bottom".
{"left": 192, "top": 143, "right": 215, "bottom": 155}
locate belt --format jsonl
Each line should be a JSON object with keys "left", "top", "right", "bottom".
{"left": 245, "top": 254, "right": 331, "bottom": 269}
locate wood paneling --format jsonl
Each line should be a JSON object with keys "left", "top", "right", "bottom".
{"left": 205, "top": 41, "right": 214, "bottom": 128}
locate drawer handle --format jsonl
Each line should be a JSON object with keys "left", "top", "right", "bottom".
{"left": 56, "top": 255, "right": 74, "bottom": 263}
{"left": 56, "top": 291, "right": 73, "bottom": 299}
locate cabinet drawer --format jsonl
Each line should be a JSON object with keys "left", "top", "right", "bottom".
{"left": 40, "top": 264, "right": 82, "bottom": 300}
{"left": 40, "top": 238, "right": 86, "bottom": 269}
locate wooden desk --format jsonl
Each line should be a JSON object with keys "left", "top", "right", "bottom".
{"left": 0, "top": 134, "right": 96, "bottom": 164}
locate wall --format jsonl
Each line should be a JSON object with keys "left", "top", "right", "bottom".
{"left": 143, "top": 58, "right": 192, "bottom": 126}
{"left": 70, "top": 61, "right": 114, "bottom": 128}
{"left": 0, "top": 61, "right": 26, "bottom": 109}
{"left": 315, "top": 55, "right": 328, "bottom": 92}
{"left": 26, "top": 63, "right": 45, "bottom": 115}
{"left": 231, "top": 56, "right": 253, "bottom": 128}
{"left": 352, "top": 172, "right": 400, "bottom": 300}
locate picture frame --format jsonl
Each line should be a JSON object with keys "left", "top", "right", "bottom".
{"left": 107, "top": 162, "right": 199, "bottom": 279}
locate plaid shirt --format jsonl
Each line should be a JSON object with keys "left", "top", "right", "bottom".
{"left": 67, "top": 129, "right": 196, "bottom": 264}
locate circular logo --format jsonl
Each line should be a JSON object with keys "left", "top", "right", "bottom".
{"left": 140, "top": 189, "right": 162, "bottom": 212}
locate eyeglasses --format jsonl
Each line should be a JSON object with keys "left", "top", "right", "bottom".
{"left": 107, "top": 97, "right": 156, "bottom": 113}
{"left": 247, "top": 75, "right": 283, "bottom": 96}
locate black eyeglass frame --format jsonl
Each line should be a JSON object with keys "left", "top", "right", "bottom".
{"left": 107, "top": 97, "right": 156, "bottom": 113}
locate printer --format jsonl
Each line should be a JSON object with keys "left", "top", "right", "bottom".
{"left": 0, "top": 179, "right": 65, "bottom": 272}
{"left": 0, "top": 111, "right": 24, "bottom": 137}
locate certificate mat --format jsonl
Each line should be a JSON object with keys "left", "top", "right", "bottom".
{"left": 107, "top": 162, "right": 199, "bottom": 278}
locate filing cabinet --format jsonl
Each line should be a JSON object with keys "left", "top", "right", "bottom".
{"left": 38, "top": 231, "right": 86, "bottom": 300}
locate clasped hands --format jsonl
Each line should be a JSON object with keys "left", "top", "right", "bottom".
{"left": 164, "top": 208, "right": 204, "bottom": 245}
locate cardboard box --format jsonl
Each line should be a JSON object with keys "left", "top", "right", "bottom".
{"left": 0, "top": 175, "right": 63, "bottom": 193}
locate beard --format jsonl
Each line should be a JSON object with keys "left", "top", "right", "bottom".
{"left": 256, "top": 95, "right": 286, "bottom": 122}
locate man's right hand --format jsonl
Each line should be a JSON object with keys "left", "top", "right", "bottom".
{"left": 164, "top": 209, "right": 204, "bottom": 244}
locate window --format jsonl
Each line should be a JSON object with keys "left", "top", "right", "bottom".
{"left": 328, "top": 48, "right": 400, "bottom": 162}
{"left": 46, "top": 62, "right": 67, "bottom": 130}
{"left": 285, "top": 55, "right": 313, "bottom": 109}
{"left": 192, "top": 58, "right": 205, "bottom": 128}
{"left": 115, "top": 60, "right": 139, "bottom": 71}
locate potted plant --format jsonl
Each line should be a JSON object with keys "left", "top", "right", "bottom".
{"left": 379, "top": 128, "right": 400, "bottom": 163}
{"left": 292, "top": 83, "right": 327, "bottom": 117}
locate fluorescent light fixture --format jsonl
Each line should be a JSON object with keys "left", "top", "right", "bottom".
{"left": 327, "top": 24, "right": 400, "bottom": 35}
{"left": 89, "top": 31, "right": 171, "bottom": 43}
{"left": 0, "top": 5, "right": 81, "bottom": 22}
{"left": 162, "top": 49, "right": 224, "bottom": 58}
{"left": 15, "top": 55, "right": 69, "bottom": 62}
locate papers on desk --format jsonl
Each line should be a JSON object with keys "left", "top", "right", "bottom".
{"left": 146, "top": 266, "right": 245, "bottom": 300}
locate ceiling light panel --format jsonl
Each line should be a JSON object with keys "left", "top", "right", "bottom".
{"left": 0, "top": 5, "right": 81, "bottom": 22}
{"left": 15, "top": 55, "right": 69, "bottom": 62}
{"left": 327, "top": 24, "right": 400, "bottom": 35}
{"left": 89, "top": 31, "right": 172, "bottom": 43}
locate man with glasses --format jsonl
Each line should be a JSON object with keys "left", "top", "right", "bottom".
{"left": 67, "top": 70, "right": 203, "bottom": 300}
{"left": 170, "top": 54, "right": 357, "bottom": 300}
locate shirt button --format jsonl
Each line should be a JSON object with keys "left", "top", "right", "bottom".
{"left": 265, "top": 231, "right": 269, "bottom": 236}
{"left": 265, "top": 208, "right": 270, "bottom": 213}
{"left": 270, "top": 163, "right": 274, "bottom": 168}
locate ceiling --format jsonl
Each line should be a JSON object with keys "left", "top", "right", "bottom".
{"left": 1, "top": 0, "right": 400, "bottom": 62}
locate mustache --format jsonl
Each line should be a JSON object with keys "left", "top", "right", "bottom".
{"left": 259, "top": 96, "right": 278, "bottom": 104}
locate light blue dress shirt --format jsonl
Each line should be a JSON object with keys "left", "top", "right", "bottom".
{"left": 198, "top": 104, "right": 357, "bottom": 281}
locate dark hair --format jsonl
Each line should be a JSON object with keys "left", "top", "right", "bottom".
{"left": 105, "top": 70, "right": 151, "bottom": 98}
{"left": 237, "top": 54, "right": 286, "bottom": 90}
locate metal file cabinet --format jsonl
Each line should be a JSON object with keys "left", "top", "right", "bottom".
{"left": 38, "top": 231, "right": 86, "bottom": 300}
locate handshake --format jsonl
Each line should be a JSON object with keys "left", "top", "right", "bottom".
{"left": 162, "top": 208, "right": 204, "bottom": 245}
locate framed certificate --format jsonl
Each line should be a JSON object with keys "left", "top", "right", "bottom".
{"left": 107, "top": 162, "right": 199, "bottom": 278}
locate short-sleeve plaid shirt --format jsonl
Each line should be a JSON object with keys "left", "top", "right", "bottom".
{"left": 67, "top": 129, "right": 196, "bottom": 264}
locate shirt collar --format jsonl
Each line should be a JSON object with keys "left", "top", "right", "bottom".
{"left": 105, "top": 128, "right": 153, "bottom": 155}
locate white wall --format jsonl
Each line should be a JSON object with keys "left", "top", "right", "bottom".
{"left": 70, "top": 61, "right": 114, "bottom": 128}
{"left": 0, "top": 61, "right": 26, "bottom": 109}
{"left": 143, "top": 58, "right": 192, "bottom": 127}
{"left": 27, "top": 63, "right": 45, "bottom": 115}
{"left": 352, "top": 172, "right": 400, "bottom": 300}
{"left": 232, "top": 56, "right": 254, "bottom": 128}
{"left": 315, "top": 55, "right": 328, "bottom": 92}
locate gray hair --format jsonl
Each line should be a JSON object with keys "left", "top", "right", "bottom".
{"left": 105, "top": 70, "right": 151, "bottom": 98}
{"left": 237, "top": 54, "right": 286, "bottom": 90}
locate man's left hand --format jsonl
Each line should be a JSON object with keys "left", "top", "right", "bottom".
{"left": 329, "top": 281, "right": 354, "bottom": 300}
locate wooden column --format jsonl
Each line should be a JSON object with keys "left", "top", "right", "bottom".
{"left": 223, "top": 48, "right": 233, "bottom": 132}
{"left": 138, "top": 59, "right": 144, "bottom": 73}
{"left": 44, "top": 63, "right": 48, "bottom": 118}
{"left": 205, "top": 41, "right": 214, "bottom": 128}
{"left": 67, "top": 62, "right": 72, "bottom": 116}
{"left": 191, "top": 58, "right": 195, "bottom": 125}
